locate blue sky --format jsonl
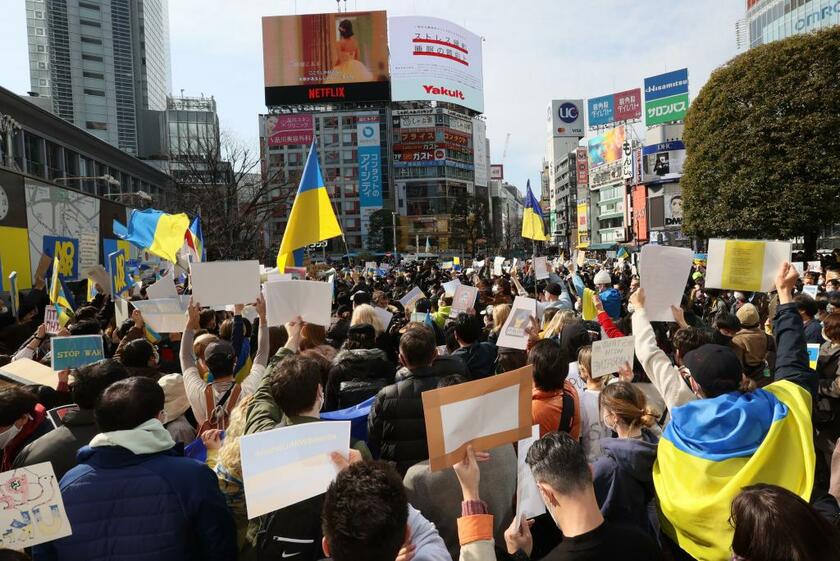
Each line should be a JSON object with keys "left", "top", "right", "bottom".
{"left": 0, "top": 0, "right": 743, "bottom": 193}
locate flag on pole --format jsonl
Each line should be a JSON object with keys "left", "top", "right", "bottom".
{"left": 185, "top": 216, "right": 205, "bottom": 263}
{"left": 616, "top": 246, "right": 629, "bottom": 260}
{"left": 522, "top": 180, "right": 547, "bottom": 241}
{"left": 276, "top": 141, "right": 342, "bottom": 272}
{"left": 114, "top": 208, "right": 190, "bottom": 263}
{"left": 49, "top": 256, "right": 74, "bottom": 327}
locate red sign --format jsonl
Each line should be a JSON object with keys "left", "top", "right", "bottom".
{"left": 399, "top": 130, "right": 435, "bottom": 143}
{"left": 613, "top": 88, "right": 642, "bottom": 122}
{"left": 394, "top": 149, "right": 436, "bottom": 162}
{"left": 575, "top": 147, "right": 588, "bottom": 186}
{"left": 632, "top": 184, "right": 648, "bottom": 243}
{"left": 444, "top": 130, "right": 469, "bottom": 146}
{"left": 266, "top": 114, "right": 314, "bottom": 147}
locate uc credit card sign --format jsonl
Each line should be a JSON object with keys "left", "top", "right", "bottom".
{"left": 51, "top": 335, "right": 104, "bottom": 371}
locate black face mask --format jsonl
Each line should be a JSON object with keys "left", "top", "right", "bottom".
{"left": 713, "top": 331, "right": 733, "bottom": 346}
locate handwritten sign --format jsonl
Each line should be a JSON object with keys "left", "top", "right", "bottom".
{"left": 803, "top": 285, "right": 818, "bottom": 298}
{"left": 442, "top": 279, "right": 461, "bottom": 296}
{"left": 493, "top": 256, "right": 505, "bottom": 277}
{"left": 44, "top": 305, "right": 60, "bottom": 334}
{"left": 398, "top": 286, "right": 425, "bottom": 310}
{"left": 533, "top": 256, "right": 549, "bottom": 280}
{"left": 51, "top": 335, "right": 104, "bottom": 371}
{"left": 590, "top": 335, "right": 635, "bottom": 379}
{"left": 0, "top": 463, "right": 72, "bottom": 549}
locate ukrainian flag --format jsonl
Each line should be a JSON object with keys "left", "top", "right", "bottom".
{"left": 185, "top": 216, "right": 205, "bottom": 263}
{"left": 86, "top": 277, "right": 97, "bottom": 302}
{"left": 114, "top": 208, "right": 190, "bottom": 263}
{"left": 522, "top": 180, "right": 547, "bottom": 241}
{"left": 276, "top": 141, "right": 342, "bottom": 272}
{"left": 654, "top": 380, "right": 814, "bottom": 561}
{"left": 49, "top": 256, "right": 75, "bottom": 327}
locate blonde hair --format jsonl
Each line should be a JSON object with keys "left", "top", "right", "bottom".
{"left": 351, "top": 304, "right": 384, "bottom": 334}
{"left": 216, "top": 394, "right": 254, "bottom": 478}
{"left": 599, "top": 382, "right": 656, "bottom": 429}
{"left": 492, "top": 304, "right": 511, "bottom": 332}
{"left": 577, "top": 345, "right": 592, "bottom": 375}
{"left": 543, "top": 310, "right": 576, "bottom": 339}
{"left": 372, "top": 290, "right": 389, "bottom": 308}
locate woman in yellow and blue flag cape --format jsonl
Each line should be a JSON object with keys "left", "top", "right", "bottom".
{"left": 638, "top": 262, "right": 817, "bottom": 561}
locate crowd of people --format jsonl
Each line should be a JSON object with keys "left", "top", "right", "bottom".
{"left": 2, "top": 252, "right": 840, "bottom": 561}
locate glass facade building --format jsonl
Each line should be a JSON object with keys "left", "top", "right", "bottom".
{"left": 25, "top": 0, "right": 171, "bottom": 154}
{"left": 740, "top": 0, "right": 840, "bottom": 49}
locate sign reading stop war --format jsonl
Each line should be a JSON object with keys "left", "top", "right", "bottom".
{"left": 51, "top": 335, "right": 104, "bottom": 371}
{"left": 108, "top": 249, "right": 129, "bottom": 297}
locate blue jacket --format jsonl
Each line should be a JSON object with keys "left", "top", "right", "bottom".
{"left": 33, "top": 445, "right": 236, "bottom": 561}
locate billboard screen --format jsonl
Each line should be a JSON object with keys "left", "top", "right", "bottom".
{"left": 262, "top": 11, "right": 390, "bottom": 105}
{"left": 549, "top": 100, "right": 585, "bottom": 138}
{"left": 490, "top": 164, "right": 503, "bottom": 180}
{"left": 587, "top": 125, "right": 625, "bottom": 168}
{"left": 644, "top": 68, "right": 689, "bottom": 126}
{"left": 587, "top": 95, "right": 614, "bottom": 128}
{"left": 575, "top": 147, "right": 588, "bottom": 186}
{"left": 642, "top": 140, "right": 686, "bottom": 184}
{"left": 389, "top": 16, "right": 485, "bottom": 113}
{"left": 265, "top": 114, "right": 314, "bottom": 146}
{"left": 613, "top": 88, "right": 642, "bottom": 122}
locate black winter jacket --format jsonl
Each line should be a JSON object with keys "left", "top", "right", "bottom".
{"left": 324, "top": 348, "right": 396, "bottom": 411}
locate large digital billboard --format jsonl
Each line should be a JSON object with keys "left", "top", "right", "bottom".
{"left": 587, "top": 125, "right": 625, "bottom": 168}
{"left": 587, "top": 89, "right": 642, "bottom": 129}
{"left": 262, "top": 11, "right": 390, "bottom": 105}
{"left": 389, "top": 16, "right": 485, "bottom": 113}
{"left": 644, "top": 68, "right": 689, "bottom": 126}
{"left": 548, "top": 100, "right": 585, "bottom": 138}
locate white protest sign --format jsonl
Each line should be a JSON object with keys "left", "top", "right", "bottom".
{"left": 130, "top": 297, "right": 189, "bottom": 333}
{"left": 114, "top": 297, "right": 130, "bottom": 326}
{"left": 517, "top": 425, "right": 546, "bottom": 520}
{"left": 808, "top": 261, "right": 822, "bottom": 272}
{"left": 591, "top": 335, "right": 635, "bottom": 379}
{"left": 639, "top": 245, "right": 694, "bottom": 322}
{"left": 705, "top": 239, "right": 791, "bottom": 293}
{"left": 0, "top": 462, "right": 72, "bottom": 548}
{"left": 442, "top": 279, "right": 461, "bottom": 296}
{"left": 533, "top": 256, "right": 549, "bottom": 280}
{"left": 44, "top": 305, "right": 60, "bottom": 334}
{"left": 791, "top": 262, "right": 805, "bottom": 274}
{"left": 803, "top": 285, "right": 818, "bottom": 298}
{"left": 190, "top": 260, "right": 260, "bottom": 307}
{"left": 85, "top": 265, "right": 112, "bottom": 296}
{"left": 496, "top": 296, "right": 537, "bottom": 350}
{"left": 473, "top": 259, "right": 485, "bottom": 269}
{"left": 374, "top": 306, "right": 394, "bottom": 329}
{"left": 0, "top": 358, "right": 58, "bottom": 389}
{"left": 267, "top": 272, "right": 292, "bottom": 283}
{"left": 449, "top": 285, "right": 479, "bottom": 318}
{"left": 145, "top": 274, "right": 178, "bottom": 299}
{"left": 77, "top": 229, "right": 99, "bottom": 275}
{"left": 493, "top": 256, "right": 505, "bottom": 276}
{"left": 399, "top": 286, "right": 425, "bottom": 310}
{"left": 364, "top": 261, "right": 377, "bottom": 273}
{"left": 264, "top": 280, "right": 332, "bottom": 327}
{"left": 240, "top": 421, "right": 350, "bottom": 519}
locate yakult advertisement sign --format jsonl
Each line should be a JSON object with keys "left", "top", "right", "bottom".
{"left": 389, "top": 16, "right": 485, "bottom": 113}
{"left": 548, "top": 100, "right": 585, "bottom": 138}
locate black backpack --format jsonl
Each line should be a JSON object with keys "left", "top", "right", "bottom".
{"left": 254, "top": 494, "right": 325, "bottom": 561}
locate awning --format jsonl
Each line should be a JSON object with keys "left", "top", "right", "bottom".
{"left": 587, "top": 243, "right": 617, "bottom": 250}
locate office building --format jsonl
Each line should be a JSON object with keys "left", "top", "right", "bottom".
{"left": 544, "top": 100, "right": 586, "bottom": 245}
{"left": 551, "top": 151, "right": 579, "bottom": 251}
{"left": 25, "top": 0, "right": 172, "bottom": 154}
{"left": 488, "top": 179, "right": 524, "bottom": 253}
{"left": 737, "top": 0, "right": 840, "bottom": 50}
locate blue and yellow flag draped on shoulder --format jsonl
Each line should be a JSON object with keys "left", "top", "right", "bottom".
{"left": 114, "top": 208, "right": 190, "bottom": 263}
{"left": 653, "top": 379, "right": 814, "bottom": 561}
{"left": 521, "top": 180, "right": 547, "bottom": 241}
{"left": 276, "top": 141, "right": 342, "bottom": 272}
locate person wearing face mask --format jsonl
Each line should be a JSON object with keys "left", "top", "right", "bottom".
{"left": 0, "top": 387, "right": 51, "bottom": 471}
{"left": 592, "top": 382, "right": 660, "bottom": 538}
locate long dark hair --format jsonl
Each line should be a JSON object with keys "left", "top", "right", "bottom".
{"left": 730, "top": 484, "right": 840, "bottom": 561}
{"left": 338, "top": 19, "right": 354, "bottom": 39}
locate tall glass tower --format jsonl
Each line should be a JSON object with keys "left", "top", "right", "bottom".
{"left": 25, "top": 0, "right": 172, "bottom": 155}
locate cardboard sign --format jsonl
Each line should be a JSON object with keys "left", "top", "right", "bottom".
{"left": 533, "top": 256, "right": 549, "bottom": 280}
{"left": 422, "top": 365, "right": 533, "bottom": 471}
{"left": 264, "top": 280, "right": 332, "bottom": 327}
{"left": 493, "top": 256, "right": 505, "bottom": 277}
{"left": 240, "top": 421, "right": 350, "bottom": 519}
{"left": 398, "top": 286, "right": 426, "bottom": 310}
{"left": 705, "top": 239, "right": 791, "bottom": 292}
{"left": 0, "top": 463, "right": 72, "bottom": 548}
{"left": 639, "top": 245, "right": 694, "bottom": 322}
{"left": 44, "top": 305, "right": 60, "bottom": 334}
{"left": 0, "top": 358, "right": 57, "bottom": 389}
{"left": 591, "top": 335, "right": 635, "bottom": 379}
{"left": 51, "top": 334, "right": 105, "bottom": 371}
{"left": 145, "top": 274, "right": 178, "bottom": 299}
{"left": 496, "top": 296, "right": 537, "bottom": 350}
{"left": 190, "top": 260, "right": 260, "bottom": 307}
{"left": 442, "top": 279, "right": 461, "bottom": 296}
{"left": 517, "top": 425, "right": 546, "bottom": 519}
{"left": 449, "top": 285, "right": 479, "bottom": 318}
{"left": 130, "top": 297, "right": 189, "bottom": 333}
{"left": 803, "top": 285, "right": 819, "bottom": 298}
{"left": 808, "top": 343, "right": 820, "bottom": 371}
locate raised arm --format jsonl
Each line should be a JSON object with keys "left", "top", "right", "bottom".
{"left": 593, "top": 295, "right": 624, "bottom": 339}
{"left": 772, "top": 262, "right": 817, "bottom": 397}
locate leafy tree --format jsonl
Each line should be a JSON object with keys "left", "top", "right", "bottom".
{"left": 451, "top": 195, "right": 489, "bottom": 257}
{"left": 681, "top": 25, "right": 840, "bottom": 257}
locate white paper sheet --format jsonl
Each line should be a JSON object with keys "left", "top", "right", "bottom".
{"left": 803, "top": 285, "right": 818, "bottom": 298}
{"left": 705, "top": 239, "right": 791, "bottom": 293}
{"left": 373, "top": 306, "right": 394, "bottom": 329}
{"left": 639, "top": 245, "right": 694, "bottom": 322}
{"left": 442, "top": 279, "right": 461, "bottom": 296}
{"left": 808, "top": 261, "right": 822, "bottom": 272}
{"left": 0, "top": 462, "right": 73, "bottom": 548}
{"left": 399, "top": 286, "right": 426, "bottom": 310}
{"left": 449, "top": 285, "right": 479, "bottom": 318}
{"left": 114, "top": 297, "right": 129, "bottom": 326}
{"left": 517, "top": 425, "right": 546, "bottom": 520}
{"left": 591, "top": 335, "right": 635, "bottom": 379}
{"left": 439, "top": 384, "right": 520, "bottom": 454}
{"left": 145, "top": 274, "right": 178, "bottom": 299}
{"left": 493, "top": 256, "right": 505, "bottom": 276}
{"left": 264, "top": 280, "right": 332, "bottom": 327}
{"left": 130, "top": 297, "right": 189, "bottom": 333}
{"left": 533, "top": 256, "right": 549, "bottom": 280}
{"left": 190, "top": 260, "right": 261, "bottom": 307}
{"left": 85, "top": 264, "right": 112, "bottom": 296}
{"left": 496, "top": 296, "right": 537, "bottom": 350}
{"left": 240, "top": 421, "right": 350, "bottom": 519}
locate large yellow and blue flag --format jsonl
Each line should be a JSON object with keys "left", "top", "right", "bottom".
{"left": 185, "top": 216, "right": 205, "bottom": 263}
{"left": 654, "top": 380, "right": 814, "bottom": 561}
{"left": 276, "top": 141, "right": 342, "bottom": 272}
{"left": 522, "top": 180, "right": 547, "bottom": 241}
{"left": 114, "top": 208, "right": 190, "bottom": 263}
{"left": 49, "top": 256, "right": 75, "bottom": 327}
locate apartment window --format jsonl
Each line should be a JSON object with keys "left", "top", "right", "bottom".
{"left": 38, "top": 62, "right": 46, "bottom": 69}
{"left": 80, "top": 20, "right": 102, "bottom": 28}
{"left": 39, "top": 79, "right": 47, "bottom": 86}
{"left": 35, "top": 28, "right": 44, "bottom": 36}
{"left": 37, "top": 45, "right": 45, "bottom": 52}
{"left": 83, "top": 89, "right": 105, "bottom": 96}
{"left": 79, "top": 1, "right": 100, "bottom": 9}
{"left": 82, "top": 54, "right": 103, "bottom": 62}
{"left": 83, "top": 71, "right": 104, "bottom": 79}
{"left": 34, "top": 10, "right": 44, "bottom": 18}
{"left": 85, "top": 121, "right": 108, "bottom": 130}
{"left": 81, "top": 37, "right": 102, "bottom": 45}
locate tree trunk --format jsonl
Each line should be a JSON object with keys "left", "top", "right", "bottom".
{"left": 803, "top": 229, "right": 819, "bottom": 261}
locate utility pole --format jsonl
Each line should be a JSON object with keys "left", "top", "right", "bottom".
{"left": 391, "top": 212, "right": 398, "bottom": 258}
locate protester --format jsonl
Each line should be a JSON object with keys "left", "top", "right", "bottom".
{"left": 0, "top": 386, "right": 50, "bottom": 471}
{"left": 528, "top": 338, "right": 580, "bottom": 438}
{"left": 324, "top": 322, "right": 395, "bottom": 411}
{"left": 796, "top": 294, "right": 826, "bottom": 344}
{"left": 451, "top": 312, "right": 498, "bottom": 379}
{"left": 158, "top": 373, "right": 196, "bottom": 443}
{"left": 732, "top": 302, "right": 777, "bottom": 387}
{"left": 576, "top": 345, "right": 609, "bottom": 463}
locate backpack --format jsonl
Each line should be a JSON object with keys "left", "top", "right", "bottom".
{"left": 557, "top": 389, "right": 575, "bottom": 434}
{"left": 196, "top": 382, "right": 241, "bottom": 436}
{"left": 253, "top": 494, "right": 324, "bottom": 561}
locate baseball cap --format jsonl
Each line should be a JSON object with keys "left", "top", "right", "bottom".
{"left": 683, "top": 344, "right": 743, "bottom": 397}
{"left": 204, "top": 340, "right": 235, "bottom": 362}
{"left": 736, "top": 303, "right": 760, "bottom": 328}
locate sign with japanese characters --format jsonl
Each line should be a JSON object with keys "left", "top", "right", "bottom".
{"left": 265, "top": 114, "right": 314, "bottom": 146}
{"left": 644, "top": 68, "right": 689, "bottom": 126}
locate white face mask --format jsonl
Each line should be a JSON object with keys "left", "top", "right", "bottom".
{"left": 0, "top": 421, "right": 24, "bottom": 449}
